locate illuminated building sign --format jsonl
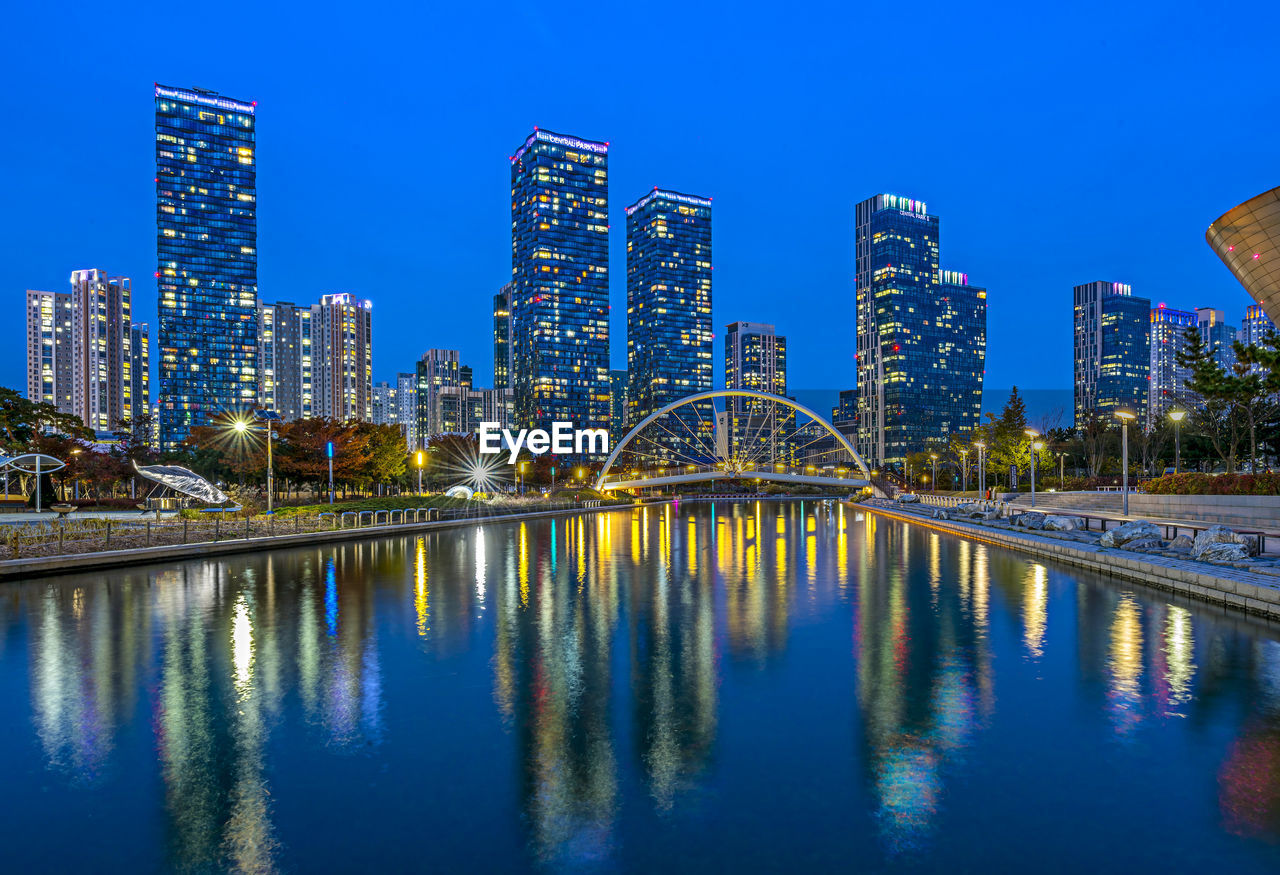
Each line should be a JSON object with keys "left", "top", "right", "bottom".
{"left": 512, "top": 129, "right": 608, "bottom": 163}
{"left": 154, "top": 85, "right": 255, "bottom": 115}
{"left": 625, "top": 188, "right": 713, "bottom": 216}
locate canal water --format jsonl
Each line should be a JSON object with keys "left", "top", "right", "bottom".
{"left": 2, "top": 500, "right": 1280, "bottom": 872}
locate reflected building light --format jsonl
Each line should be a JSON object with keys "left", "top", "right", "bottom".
{"left": 1162, "top": 605, "right": 1195, "bottom": 713}
{"left": 324, "top": 558, "right": 338, "bottom": 636}
{"left": 415, "top": 537, "right": 429, "bottom": 637}
{"left": 232, "top": 593, "right": 254, "bottom": 695}
{"left": 1108, "top": 594, "right": 1145, "bottom": 735}
{"left": 1022, "top": 565, "right": 1048, "bottom": 660}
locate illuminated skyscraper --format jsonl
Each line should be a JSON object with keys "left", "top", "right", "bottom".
{"left": 1073, "top": 281, "right": 1150, "bottom": 425}
{"left": 416, "top": 349, "right": 463, "bottom": 439}
{"left": 494, "top": 282, "right": 513, "bottom": 391}
{"left": 1148, "top": 305, "right": 1197, "bottom": 428}
{"left": 155, "top": 84, "right": 258, "bottom": 449}
{"left": 129, "top": 322, "right": 150, "bottom": 425}
{"left": 610, "top": 369, "right": 627, "bottom": 431}
{"left": 509, "top": 128, "right": 610, "bottom": 434}
{"left": 68, "top": 269, "right": 133, "bottom": 433}
{"left": 311, "top": 294, "right": 372, "bottom": 422}
{"left": 625, "top": 188, "right": 713, "bottom": 449}
{"left": 855, "top": 194, "right": 986, "bottom": 466}
{"left": 1242, "top": 303, "right": 1275, "bottom": 348}
{"left": 25, "top": 289, "right": 73, "bottom": 412}
{"left": 723, "top": 321, "right": 792, "bottom": 462}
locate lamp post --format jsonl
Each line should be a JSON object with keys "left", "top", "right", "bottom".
{"left": 415, "top": 450, "right": 424, "bottom": 496}
{"left": 1169, "top": 409, "right": 1186, "bottom": 473}
{"left": 930, "top": 453, "right": 938, "bottom": 493}
{"left": 973, "top": 441, "right": 986, "bottom": 497}
{"left": 232, "top": 412, "right": 278, "bottom": 513}
{"left": 1024, "top": 428, "right": 1041, "bottom": 507}
{"left": 1057, "top": 451, "right": 1066, "bottom": 489}
{"left": 960, "top": 449, "right": 969, "bottom": 493}
{"left": 326, "top": 440, "right": 335, "bottom": 505}
{"left": 1116, "top": 410, "right": 1136, "bottom": 516}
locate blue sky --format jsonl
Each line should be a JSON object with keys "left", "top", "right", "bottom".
{"left": 3, "top": 0, "right": 1277, "bottom": 395}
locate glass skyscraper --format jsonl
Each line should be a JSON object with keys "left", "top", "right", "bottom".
{"left": 625, "top": 188, "right": 713, "bottom": 452}
{"left": 509, "top": 128, "right": 610, "bottom": 435}
{"left": 722, "top": 321, "right": 792, "bottom": 463}
{"left": 155, "top": 84, "right": 258, "bottom": 450}
{"left": 493, "top": 281, "right": 513, "bottom": 392}
{"left": 1197, "top": 307, "right": 1238, "bottom": 373}
{"left": 855, "top": 194, "right": 986, "bottom": 467}
{"left": 1073, "top": 281, "right": 1151, "bottom": 425}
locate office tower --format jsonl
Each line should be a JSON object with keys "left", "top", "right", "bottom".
{"left": 25, "top": 290, "right": 73, "bottom": 411}
{"left": 1148, "top": 305, "right": 1197, "bottom": 428}
{"left": 69, "top": 269, "right": 133, "bottom": 433}
{"left": 1073, "top": 281, "right": 1151, "bottom": 425}
{"left": 258, "top": 301, "right": 313, "bottom": 421}
{"left": 416, "top": 349, "right": 463, "bottom": 439}
{"left": 129, "top": 322, "right": 150, "bottom": 424}
{"left": 625, "top": 188, "right": 713, "bottom": 452}
{"left": 509, "top": 128, "right": 610, "bottom": 435}
{"left": 1197, "top": 307, "right": 1238, "bottom": 372}
{"left": 854, "top": 194, "right": 987, "bottom": 467}
{"left": 312, "top": 293, "right": 372, "bottom": 422}
{"left": 723, "top": 321, "right": 792, "bottom": 462}
{"left": 493, "top": 282, "right": 513, "bottom": 391}
{"left": 831, "top": 389, "right": 857, "bottom": 441}
{"left": 610, "top": 369, "right": 628, "bottom": 431}
{"left": 155, "top": 84, "right": 258, "bottom": 450}
{"left": 396, "top": 372, "right": 418, "bottom": 449}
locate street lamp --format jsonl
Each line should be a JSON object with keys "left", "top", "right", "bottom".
{"left": 1169, "top": 409, "right": 1187, "bottom": 474}
{"left": 415, "top": 449, "right": 424, "bottom": 496}
{"left": 929, "top": 453, "right": 938, "bottom": 493}
{"left": 1115, "top": 410, "right": 1136, "bottom": 516}
{"left": 973, "top": 441, "right": 987, "bottom": 497}
{"left": 1025, "top": 428, "right": 1041, "bottom": 507}
{"left": 960, "top": 448, "right": 969, "bottom": 493}
{"left": 1057, "top": 451, "right": 1067, "bottom": 489}
{"left": 231, "top": 411, "right": 279, "bottom": 513}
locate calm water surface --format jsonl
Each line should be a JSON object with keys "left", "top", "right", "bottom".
{"left": 3, "top": 501, "right": 1280, "bottom": 872}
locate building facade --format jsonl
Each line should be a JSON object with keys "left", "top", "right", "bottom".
{"left": 625, "top": 188, "right": 713, "bottom": 453}
{"left": 1242, "top": 303, "right": 1275, "bottom": 348}
{"left": 312, "top": 294, "right": 372, "bottom": 422}
{"left": 396, "top": 372, "right": 418, "bottom": 449}
{"left": 723, "top": 321, "right": 792, "bottom": 463}
{"left": 69, "top": 269, "right": 133, "bottom": 433}
{"left": 854, "top": 194, "right": 986, "bottom": 466}
{"left": 1197, "top": 307, "right": 1238, "bottom": 373}
{"left": 493, "top": 282, "right": 513, "bottom": 392}
{"left": 1148, "top": 305, "right": 1197, "bottom": 428}
{"left": 129, "top": 322, "right": 150, "bottom": 426}
{"left": 156, "top": 84, "right": 258, "bottom": 450}
{"left": 509, "top": 129, "right": 610, "bottom": 435}
{"left": 416, "top": 349, "right": 463, "bottom": 440}
{"left": 258, "top": 301, "right": 313, "bottom": 421}
{"left": 610, "top": 370, "right": 628, "bottom": 431}
{"left": 25, "top": 290, "right": 73, "bottom": 412}
{"left": 1073, "top": 281, "right": 1151, "bottom": 425}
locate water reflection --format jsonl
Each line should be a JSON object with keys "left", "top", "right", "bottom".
{"left": 3, "top": 501, "right": 1280, "bottom": 871}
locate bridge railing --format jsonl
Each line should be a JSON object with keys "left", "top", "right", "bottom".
{"left": 916, "top": 494, "right": 1008, "bottom": 515}
{"left": 599, "top": 462, "right": 866, "bottom": 486}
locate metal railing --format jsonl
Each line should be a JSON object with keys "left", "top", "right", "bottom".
{"left": 599, "top": 462, "right": 866, "bottom": 486}
{"left": 0, "top": 499, "right": 627, "bottom": 562}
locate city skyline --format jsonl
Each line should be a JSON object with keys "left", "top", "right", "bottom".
{"left": 4, "top": 2, "right": 1273, "bottom": 400}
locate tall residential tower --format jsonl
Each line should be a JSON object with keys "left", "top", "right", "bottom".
{"left": 509, "top": 129, "right": 610, "bottom": 435}
{"left": 155, "top": 84, "right": 258, "bottom": 449}
{"left": 1073, "top": 281, "right": 1151, "bottom": 425}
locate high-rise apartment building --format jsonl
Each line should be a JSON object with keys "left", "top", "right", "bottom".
{"left": 1073, "top": 281, "right": 1151, "bottom": 425}
{"left": 1148, "top": 305, "right": 1197, "bottom": 428}
{"left": 312, "top": 294, "right": 372, "bottom": 422}
{"left": 258, "top": 301, "right": 313, "bottom": 421}
{"left": 1242, "top": 303, "right": 1276, "bottom": 348}
{"left": 371, "top": 381, "right": 399, "bottom": 426}
{"left": 397, "top": 372, "right": 418, "bottom": 449}
{"left": 625, "top": 188, "right": 713, "bottom": 451}
{"left": 69, "top": 269, "right": 133, "bottom": 432}
{"left": 509, "top": 128, "right": 610, "bottom": 435}
{"left": 416, "top": 349, "right": 463, "bottom": 440}
{"left": 25, "top": 290, "right": 73, "bottom": 412}
{"left": 493, "top": 282, "right": 513, "bottom": 391}
{"left": 156, "top": 84, "right": 258, "bottom": 450}
{"left": 854, "top": 194, "right": 986, "bottom": 467}
{"left": 609, "top": 370, "right": 628, "bottom": 431}
{"left": 129, "top": 322, "right": 150, "bottom": 425}
{"left": 723, "top": 321, "right": 792, "bottom": 462}
{"left": 1197, "top": 307, "right": 1238, "bottom": 373}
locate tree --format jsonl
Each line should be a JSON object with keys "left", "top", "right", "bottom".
{"left": 1178, "top": 325, "right": 1243, "bottom": 471}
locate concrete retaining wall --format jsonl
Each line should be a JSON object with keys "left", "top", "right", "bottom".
{"left": 859, "top": 503, "right": 1280, "bottom": 621}
{"left": 1129, "top": 494, "right": 1280, "bottom": 530}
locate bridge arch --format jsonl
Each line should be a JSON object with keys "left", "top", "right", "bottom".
{"left": 595, "top": 389, "right": 869, "bottom": 491}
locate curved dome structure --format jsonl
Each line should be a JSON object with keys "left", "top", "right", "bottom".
{"left": 1207, "top": 185, "right": 1280, "bottom": 323}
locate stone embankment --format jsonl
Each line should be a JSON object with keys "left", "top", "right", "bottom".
{"left": 860, "top": 497, "right": 1280, "bottom": 620}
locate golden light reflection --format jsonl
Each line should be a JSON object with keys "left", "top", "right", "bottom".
{"left": 414, "top": 537, "right": 429, "bottom": 637}
{"left": 1022, "top": 564, "right": 1048, "bottom": 659}
{"left": 1108, "top": 594, "right": 1145, "bottom": 735}
{"left": 1162, "top": 605, "right": 1195, "bottom": 714}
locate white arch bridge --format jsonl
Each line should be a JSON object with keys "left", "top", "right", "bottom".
{"left": 594, "top": 390, "right": 872, "bottom": 493}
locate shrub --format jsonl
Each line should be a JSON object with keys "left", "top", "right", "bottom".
{"left": 1143, "top": 472, "right": 1280, "bottom": 496}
